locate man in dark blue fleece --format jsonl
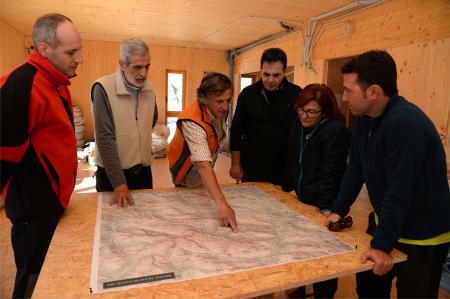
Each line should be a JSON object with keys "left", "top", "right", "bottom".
{"left": 326, "top": 50, "right": 450, "bottom": 298}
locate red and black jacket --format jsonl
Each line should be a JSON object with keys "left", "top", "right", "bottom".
{"left": 0, "top": 50, "right": 77, "bottom": 219}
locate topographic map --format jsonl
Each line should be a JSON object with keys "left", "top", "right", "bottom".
{"left": 90, "top": 186, "right": 353, "bottom": 293}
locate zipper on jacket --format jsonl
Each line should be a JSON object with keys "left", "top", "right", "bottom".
{"left": 135, "top": 90, "right": 139, "bottom": 120}
{"left": 57, "top": 89, "right": 74, "bottom": 130}
{"left": 41, "top": 152, "right": 60, "bottom": 195}
{"left": 296, "top": 118, "right": 328, "bottom": 198}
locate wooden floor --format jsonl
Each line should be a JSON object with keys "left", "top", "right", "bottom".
{"left": 1, "top": 154, "right": 449, "bottom": 298}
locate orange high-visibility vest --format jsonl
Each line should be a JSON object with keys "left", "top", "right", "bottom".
{"left": 167, "top": 100, "right": 218, "bottom": 184}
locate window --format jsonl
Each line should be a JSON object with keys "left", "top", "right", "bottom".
{"left": 240, "top": 77, "right": 253, "bottom": 91}
{"left": 166, "top": 70, "right": 186, "bottom": 142}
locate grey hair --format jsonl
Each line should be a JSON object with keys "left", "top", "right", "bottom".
{"left": 120, "top": 38, "right": 149, "bottom": 65}
{"left": 32, "top": 13, "right": 72, "bottom": 48}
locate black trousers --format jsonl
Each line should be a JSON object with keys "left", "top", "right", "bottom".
{"left": 95, "top": 165, "right": 153, "bottom": 191}
{"left": 288, "top": 278, "right": 338, "bottom": 299}
{"left": 356, "top": 241, "right": 449, "bottom": 298}
{"left": 10, "top": 211, "right": 63, "bottom": 299}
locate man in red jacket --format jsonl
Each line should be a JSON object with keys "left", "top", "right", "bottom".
{"left": 0, "top": 13, "right": 82, "bottom": 298}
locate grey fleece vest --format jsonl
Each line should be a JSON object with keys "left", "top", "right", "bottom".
{"left": 95, "top": 70, "right": 155, "bottom": 169}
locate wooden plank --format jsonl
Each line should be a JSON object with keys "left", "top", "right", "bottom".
{"left": 389, "top": 39, "right": 450, "bottom": 136}
{"left": 313, "top": 0, "right": 450, "bottom": 60}
{"left": 1, "top": 0, "right": 353, "bottom": 49}
{"left": 0, "top": 19, "right": 27, "bottom": 76}
{"left": 67, "top": 39, "right": 120, "bottom": 143}
{"left": 31, "top": 183, "right": 405, "bottom": 299}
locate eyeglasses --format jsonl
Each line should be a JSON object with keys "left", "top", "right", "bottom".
{"left": 327, "top": 216, "right": 353, "bottom": 232}
{"left": 297, "top": 108, "right": 321, "bottom": 118}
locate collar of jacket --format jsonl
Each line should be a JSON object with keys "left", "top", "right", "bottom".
{"left": 254, "top": 77, "right": 288, "bottom": 92}
{"left": 300, "top": 117, "right": 329, "bottom": 141}
{"left": 366, "top": 93, "right": 400, "bottom": 129}
{"left": 197, "top": 101, "right": 213, "bottom": 127}
{"left": 27, "top": 50, "right": 71, "bottom": 86}
{"left": 203, "top": 103, "right": 228, "bottom": 128}
{"left": 114, "top": 68, "right": 152, "bottom": 96}
{"left": 378, "top": 93, "right": 400, "bottom": 118}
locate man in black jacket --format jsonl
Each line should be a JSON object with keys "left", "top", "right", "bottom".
{"left": 229, "top": 48, "right": 301, "bottom": 185}
{"left": 326, "top": 50, "right": 450, "bottom": 298}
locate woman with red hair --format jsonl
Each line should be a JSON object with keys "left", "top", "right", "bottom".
{"left": 282, "top": 83, "right": 351, "bottom": 299}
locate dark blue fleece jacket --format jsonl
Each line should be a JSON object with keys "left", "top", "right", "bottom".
{"left": 332, "top": 94, "right": 450, "bottom": 252}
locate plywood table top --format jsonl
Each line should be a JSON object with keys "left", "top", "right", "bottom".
{"left": 32, "top": 183, "right": 406, "bottom": 298}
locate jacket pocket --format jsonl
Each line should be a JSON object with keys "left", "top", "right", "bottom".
{"left": 41, "top": 152, "right": 60, "bottom": 194}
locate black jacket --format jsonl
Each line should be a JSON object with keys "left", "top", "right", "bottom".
{"left": 230, "top": 78, "right": 301, "bottom": 185}
{"left": 282, "top": 118, "right": 351, "bottom": 210}
{"left": 332, "top": 95, "right": 450, "bottom": 252}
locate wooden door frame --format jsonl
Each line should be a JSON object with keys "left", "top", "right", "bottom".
{"left": 165, "top": 69, "right": 187, "bottom": 123}
{"left": 324, "top": 56, "right": 357, "bottom": 133}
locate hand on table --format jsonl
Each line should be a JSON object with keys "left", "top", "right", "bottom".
{"left": 324, "top": 212, "right": 341, "bottom": 226}
{"left": 361, "top": 247, "right": 394, "bottom": 275}
{"left": 216, "top": 199, "right": 238, "bottom": 232}
{"left": 112, "top": 184, "right": 135, "bottom": 208}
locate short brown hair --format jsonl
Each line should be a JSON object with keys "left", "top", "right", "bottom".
{"left": 197, "top": 72, "right": 233, "bottom": 104}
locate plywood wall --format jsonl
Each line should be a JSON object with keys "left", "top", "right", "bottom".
{"left": 19, "top": 38, "right": 229, "bottom": 141}
{"left": 233, "top": 0, "right": 450, "bottom": 139}
{"left": 0, "top": 19, "right": 27, "bottom": 76}
{"left": 148, "top": 44, "right": 229, "bottom": 119}
{"left": 313, "top": 0, "right": 450, "bottom": 60}
{"left": 389, "top": 39, "right": 450, "bottom": 137}
{"left": 64, "top": 39, "right": 121, "bottom": 142}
